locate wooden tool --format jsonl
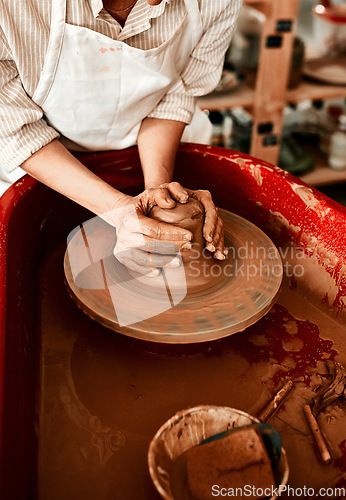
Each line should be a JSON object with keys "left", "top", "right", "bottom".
{"left": 258, "top": 380, "right": 294, "bottom": 422}
{"left": 304, "top": 404, "right": 332, "bottom": 465}
{"left": 304, "top": 361, "right": 346, "bottom": 465}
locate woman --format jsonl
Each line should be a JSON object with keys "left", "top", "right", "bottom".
{"left": 0, "top": 0, "right": 241, "bottom": 273}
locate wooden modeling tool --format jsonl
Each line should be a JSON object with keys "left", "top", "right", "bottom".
{"left": 258, "top": 380, "right": 294, "bottom": 422}
{"left": 304, "top": 404, "right": 332, "bottom": 465}
{"left": 304, "top": 361, "right": 346, "bottom": 465}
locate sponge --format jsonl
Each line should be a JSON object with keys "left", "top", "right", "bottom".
{"left": 186, "top": 427, "right": 276, "bottom": 500}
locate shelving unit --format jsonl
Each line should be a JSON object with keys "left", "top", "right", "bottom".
{"left": 286, "top": 80, "right": 346, "bottom": 103}
{"left": 198, "top": 78, "right": 346, "bottom": 111}
{"left": 301, "top": 164, "right": 346, "bottom": 187}
{"left": 197, "top": 0, "right": 346, "bottom": 187}
{"left": 300, "top": 149, "right": 346, "bottom": 187}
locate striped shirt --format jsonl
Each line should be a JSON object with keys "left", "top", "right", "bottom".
{"left": 0, "top": 0, "right": 241, "bottom": 172}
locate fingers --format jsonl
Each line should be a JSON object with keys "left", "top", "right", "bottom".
{"left": 142, "top": 237, "right": 192, "bottom": 254}
{"left": 124, "top": 211, "right": 192, "bottom": 242}
{"left": 206, "top": 214, "right": 228, "bottom": 260}
{"left": 161, "top": 182, "right": 189, "bottom": 204}
{"left": 118, "top": 187, "right": 227, "bottom": 269}
{"left": 205, "top": 216, "right": 225, "bottom": 258}
{"left": 131, "top": 248, "right": 182, "bottom": 269}
{"left": 189, "top": 189, "right": 218, "bottom": 243}
{"left": 115, "top": 254, "right": 161, "bottom": 276}
{"left": 116, "top": 233, "right": 191, "bottom": 256}
{"left": 213, "top": 217, "right": 228, "bottom": 260}
{"left": 186, "top": 189, "right": 227, "bottom": 260}
{"left": 114, "top": 244, "right": 183, "bottom": 276}
{"left": 151, "top": 187, "right": 176, "bottom": 209}
{"left": 114, "top": 229, "right": 189, "bottom": 275}
{"left": 142, "top": 182, "right": 189, "bottom": 211}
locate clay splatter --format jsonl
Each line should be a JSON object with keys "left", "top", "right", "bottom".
{"left": 232, "top": 304, "right": 338, "bottom": 387}
{"left": 334, "top": 440, "right": 346, "bottom": 472}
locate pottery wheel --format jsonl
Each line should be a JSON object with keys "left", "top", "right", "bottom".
{"left": 64, "top": 201, "right": 283, "bottom": 344}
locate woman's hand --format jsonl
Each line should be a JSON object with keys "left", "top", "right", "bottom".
{"left": 112, "top": 182, "right": 227, "bottom": 275}
{"left": 137, "top": 118, "right": 226, "bottom": 261}
{"left": 150, "top": 184, "right": 228, "bottom": 260}
{"left": 112, "top": 182, "right": 193, "bottom": 275}
{"left": 185, "top": 188, "right": 228, "bottom": 261}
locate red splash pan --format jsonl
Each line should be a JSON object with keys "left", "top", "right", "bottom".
{"left": 0, "top": 144, "right": 345, "bottom": 498}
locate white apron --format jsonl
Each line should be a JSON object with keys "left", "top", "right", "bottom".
{"left": 0, "top": 0, "right": 212, "bottom": 196}
{"left": 33, "top": 0, "right": 211, "bottom": 150}
{"left": 0, "top": 168, "right": 26, "bottom": 196}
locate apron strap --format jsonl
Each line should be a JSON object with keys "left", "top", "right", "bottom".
{"left": 183, "top": 0, "right": 202, "bottom": 45}
{"left": 32, "top": 0, "right": 67, "bottom": 106}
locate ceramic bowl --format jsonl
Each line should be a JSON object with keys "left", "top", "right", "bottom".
{"left": 148, "top": 405, "right": 289, "bottom": 500}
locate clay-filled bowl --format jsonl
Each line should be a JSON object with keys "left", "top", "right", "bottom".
{"left": 148, "top": 405, "right": 289, "bottom": 500}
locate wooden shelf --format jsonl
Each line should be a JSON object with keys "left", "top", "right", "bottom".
{"left": 299, "top": 164, "right": 346, "bottom": 187}
{"left": 293, "top": 144, "right": 346, "bottom": 187}
{"left": 198, "top": 0, "right": 345, "bottom": 176}
{"left": 198, "top": 77, "right": 346, "bottom": 112}
{"left": 198, "top": 84, "right": 255, "bottom": 111}
{"left": 286, "top": 80, "right": 346, "bottom": 104}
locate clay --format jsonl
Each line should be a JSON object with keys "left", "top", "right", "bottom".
{"left": 149, "top": 198, "right": 205, "bottom": 254}
{"left": 149, "top": 199, "right": 234, "bottom": 292}
{"left": 64, "top": 208, "right": 283, "bottom": 343}
{"left": 149, "top": 198, "right": 209, "bottom": 288}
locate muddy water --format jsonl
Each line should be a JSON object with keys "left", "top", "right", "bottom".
{"left": 37, "top": 243, "right": 346, "bottom": 500}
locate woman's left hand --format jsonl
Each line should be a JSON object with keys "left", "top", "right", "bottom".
{"left": 184, "top": 188, "right": 228, "bottom": 260}
{"left": 152, "top": 183, "right": 227, "bottom": 260}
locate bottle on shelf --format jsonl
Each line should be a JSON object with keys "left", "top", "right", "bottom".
{"left": 320, "top": 104, "right": 344, "bottom": 155}
{"left": 222, "top": 112, "right": 233, "bottom": 149}
{"left": 288, "top": 37, "right": 305, "bottom": 89}
{"left": 328, "top": 114, "right": 346, "bottom": 170}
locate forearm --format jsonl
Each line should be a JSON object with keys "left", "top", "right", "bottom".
{"left": 137, "top": 117, "right": 185, "bottom": 189}
{"left": 21, "top": 139, "right": 128, "bottom": 217}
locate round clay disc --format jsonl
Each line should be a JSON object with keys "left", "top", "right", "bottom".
{"left": 64, "top": 209, "right": 283, "bottom": 344}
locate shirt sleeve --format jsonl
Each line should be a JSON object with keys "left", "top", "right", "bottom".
{"left": 148, "top": 0, "right": 242, "bottom": 124}
{"left": 0, "top": 28, "right": 59, "bottom": 173}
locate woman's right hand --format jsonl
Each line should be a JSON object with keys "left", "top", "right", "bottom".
{"left": 111, "top": 183, "right": 193, "bottom": 275}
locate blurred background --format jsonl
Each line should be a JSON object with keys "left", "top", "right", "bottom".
{"left": 199, "top": 0, "right": 346, "bottom": 206}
